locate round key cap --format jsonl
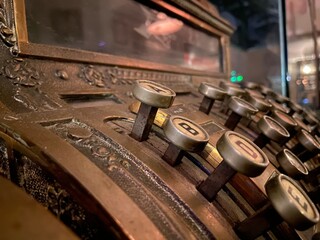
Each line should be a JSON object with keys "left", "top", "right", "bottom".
{"left": 247, "top": 95, "right": 272, "bottom": 112}
{"left": 290, "top": 129, "right": 320, "bottom": 162}
{"left": 198, "top": 83, "right": 226, "bottom": 114}
{"left": 133, "top": 80, "right": 175, "bottom": 108}
{"left": 197, "top": 131, "right": 269, "bottom": 201}
{"left": 268, "top": 99, "right": 290, "bottom": 114}
{"left": 274, "top": 92, "right": 290, "bottom": 105}
{"left": 254, "top": 116, "right": 290, "bottom": 148}
{"left": 235, "top": 173, "right": 319, "bottom": 239}
{"left": 224, "top": 96, "right": 258, "bottom": 130}
{"left": 224, "top": 85, "right": 246, "bottom": 97}
{"left": 243, "top": 81, "right": 259, "bottom": 90}
{"left": 288, "top": 101, "right": 303, "bottom": 116}
{"left": 220, "top": 85, "right": 246, "bottom": 113}
{"left": 219, "top": 81, "right": 241, "bottom": 89}
{"left": 266, "top": 174, "right": 319, "bottom": 230}
{"left": 217, "top": 131, "right": 269, "bottom": 176}
{"left": 304, "top": 111, "right": 319, "bottom": 127}
{"left": 293, "top": 116, "right": 312, "bottom": 133}
{"left": 271, "top": 110, "right": 297, "bottom": 134}
{"left": 294, "top": 129, "right": 320, "bottom": 153}
{"left": 162, "top": 115, "right": 209, "bottom": 166}
{"left": 276, "top": 149, "right": 308, "bottom": 179}
{"left": 131, "top": 80, "right": 176, "bottom": 141}
{"left": 245, "top": 88, "right": 265, "bottom": 99}
{"left": 228, "top": 96, "right": 258, "bottom": 118}
{"left": 259, "top": 85, "right": 273, "bottom": 96}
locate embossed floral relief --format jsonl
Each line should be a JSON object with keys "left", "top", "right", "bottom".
{"left": 79, "top": 65, "right": 108, "bottom": 88}
{"left": 0, "top": 58, "right": 60, "bottom": 111}
{"left": 47, "top": 120, "right": 132, "bottom": 172}
{"left": 0, "top": 0, "right": 17, "bottom": 53}
{"left": 2, "top": 58, "right": 41, "bottom": 87}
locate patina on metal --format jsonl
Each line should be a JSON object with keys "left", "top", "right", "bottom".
{"left": 0, "top": 0, "right": 318, "bottom": 239}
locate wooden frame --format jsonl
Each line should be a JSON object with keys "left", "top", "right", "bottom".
{"left": 13, "top": 0, "right": 233, "bottom": 77}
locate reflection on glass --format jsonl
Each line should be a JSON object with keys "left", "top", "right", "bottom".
{"left": 212, "top": 0, "right": 281, "bottom": 93}
{"left": 26, "top": 0, "right": 221, "bottom": 72}
{"left": 286, "top": 0, "right": 319, "bottom": 108}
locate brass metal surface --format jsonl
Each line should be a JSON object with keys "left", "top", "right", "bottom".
{"left": 217, "top": 131, "right": 269, "bottom": 177}
{"left": 228, "top": 96, "right": 258, "bottom": 118}
{"left": 0, "top": 0, "right": 317, "bottom": 239}
{"left": 266, "top": 174, "right": 320, "bottom": 230}
{"left": 163, "top": 115, "right": 209, "bottom": 152}
{"left": 257, "top": 115, "right": 290, "bottom": 142}
{"left": 276, "top": 149, "right": 308, "bottom": 179}
{"left": 0, "top": 176, "right": 79, "bottom": 240}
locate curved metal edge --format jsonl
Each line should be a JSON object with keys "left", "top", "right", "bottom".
{"left": 297, "top": 129, "right": 320, "bottom": 152}
{"left": 257, "top": 116, "right": 290, "bottom": 142}
{"left": 163, "top": 115, "right": 209, "bottom": 152}
{"left": 265, "top": 174, "right": 320, "bottom": 230}
{"left": 276, "top": 149, "right": 308, "bottom": 179}
{"left": 133, "top": 80, "right": 176, "bottom": 108}
{"left": 228, "top": 96, "right": 258, "bottom": 117}
{"left": 198, "top": 82, "right": 226, "bottom": 100}
{"left": 217, "top": 131, "right": 269, "bottom": 177}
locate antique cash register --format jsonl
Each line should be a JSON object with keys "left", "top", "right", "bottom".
{"left": 0, "top": 0, "right": 319, "bottom": 239}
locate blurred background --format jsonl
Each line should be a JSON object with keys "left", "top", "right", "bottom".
{"left": 211, "top": 0, "right": 320, "bottom": 113}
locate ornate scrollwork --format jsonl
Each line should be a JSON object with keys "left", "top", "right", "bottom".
{"left": 0, "top": 58, "right": 60, "bottom": 111}
{"left": 47, "top": 184, "right": 73, "bottom": 218}
{"left": 2, "top": 58, "right": 41, "bottom": 87}
{"left": 0, "top": 0, "right": 17, "bottom": 54}
{"left": 0, "top": 138, "right": 9, "bottom": 178}
{"left": 8, "top": 154, "right": 102, "bottom": 239}
{"left": 45, "top": 119, "right": 213, "bottom": 239}
{"left": 79, "top": 65, "right": 109, "bottom": 88}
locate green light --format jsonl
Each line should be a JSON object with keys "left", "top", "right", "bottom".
{"left": 237, "top": 75, "right": 243, "bottom": 82}
{"left": 231, "top": 76, "right": 237, "bottom": 82}
{"left": 231, "top": 70, "right": 236, "bottom": 76}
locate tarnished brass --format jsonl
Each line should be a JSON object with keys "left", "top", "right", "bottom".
{"left": 266, "top": 174, "right": 319, "bottom": 230}
{"left": 254, "top": 115, "right": 290, "bottom": 147}
{"left": 131, "top": 80, "right": 175, "bottom": 141}
{"left": 235, "top": 173, "right": 320, "bottom": 239}
{"left": 276, "top": 149, "right": 308, "bottom": 179}
{"left": 197, "top": 131, "right": 269, "bottom": 201}
{"left": 216, "top": 131, "right": 269, "bottom": 177}
{"left": 271, "top": 110, "right": 297, "bottom": 133}
{"left": 162, "top": 115, "right": 209, "bottom": 166}
{"left": 247, "top": 95, "right": 272, "bottom": 112}
{"left": 0, "top": 0, "right": 317, "bottom": 239}
{"left": 198, "top": 82, "right": 226, "bottom": 114}
{"left": 163, "top": 115, "right": 209, "bottom": 152}
{"left": 0, "top": 176, "right": 79, "bottom": 240}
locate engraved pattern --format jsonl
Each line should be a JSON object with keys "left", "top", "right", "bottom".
{"left": 1, "top": 58, "right": 60, "bottom": 111}
{"left": 107, "top": 67, "right": 192, "bottom": 93}
{"left": 13, "top": 154, "right": 104, "bottom": 239}
{"left": 45, "top": 119, "right": 214, "bottom": 240}
{"left": 3, "top": 58, "right": 41, "bottom": 86}
{"left": 78, "top": 65, "right": 192, "bottom": 92}
{"left": 79, "top": 65, "right": 109, "bottom": 88}
{"left": 0, "top": 137, "right": 9, "bottom": 178}
{"left": 49, "top": 121, "right": 132, "bottom": 172}
{"left": 0, "top": 0, "right": 17, "bottom": 53}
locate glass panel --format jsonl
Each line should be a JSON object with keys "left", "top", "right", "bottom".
{"left": 286, "top": 0, "right": 319, "bottom": 109}
{"left": 25, "top": 0, "right": 222, "bottom": 72}
{"left": 211, "top": 1, "right": 282, "bottom": 92}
